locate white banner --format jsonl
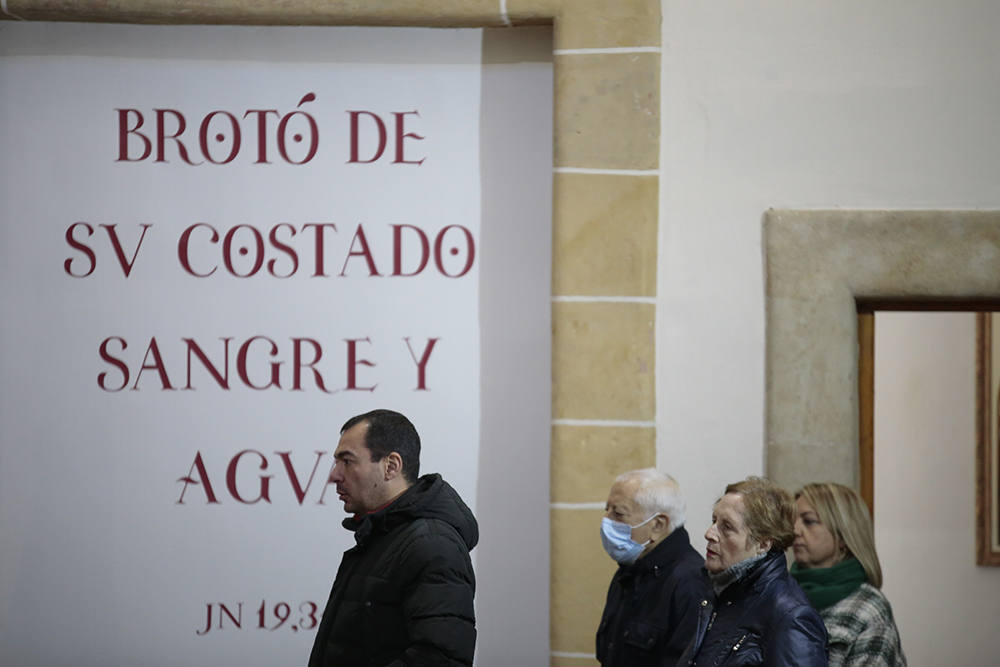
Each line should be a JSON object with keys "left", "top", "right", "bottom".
{"left": 0, "top": 23, "right": 482, "bottom": 666}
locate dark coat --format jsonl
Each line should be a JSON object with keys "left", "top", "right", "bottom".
{"left": 596, "top": 526, "right": 710, "bottom": 667}
{"left": 679, "top": 551, "right": 828, "bottom": 666}
{"left": 308, "top": 474, "right": 478, "bottom": 667}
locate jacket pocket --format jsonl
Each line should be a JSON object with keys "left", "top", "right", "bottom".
{"left": 622, "top": 620, "right": 663, "bottom": 652}
{"left": 360, "top": 577, "right": 405, "bottom": 639}
{"left": 714, "top": 631, "right": 763, "bottom": 666}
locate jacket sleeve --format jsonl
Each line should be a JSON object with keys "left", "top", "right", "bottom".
{"left": 386, "top": 522, "right": 476, "bottom": 667}
{"left": 768, "top": 603, "right": 829, "bottom": 667}
{"left": 663, "top": 572, "right": 710, "bottom": 664}
{"left": 841, "top": 617, "right": 904, "bottom": 667}
{"left": 594, "top": 572, "right": 619, "bottom": 662}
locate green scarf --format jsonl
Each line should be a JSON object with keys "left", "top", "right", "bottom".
{"left": 790, "top": 557, "right": 866, "bottom": 611}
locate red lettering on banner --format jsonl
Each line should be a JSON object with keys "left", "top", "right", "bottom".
{"left": 199, "top": 111, "right": 241, "bottom": 165}
{"left": 267, "top": 223, "right": 299, "bottom": 278}
{"left": 64, "top": 223, "right": 151, "bottom": 278}
{"left": 344, "top": 337, "right": 376, "bottom": 391}
{"left": 292, "top": 338, "right": 333, "bottom": 392}
{"left": 97, "top": 337, "right": 130, "bottom": 391}
{"left": 99, "top": 336, "right": 443, "bottom": 393}
{"left": 434, "top": 224, "right": 476, "bottom": 278}
{"left": 222, "top": 224, "right": 265, "bottom": 278}
{"left": 226, "top": 449, "right": 273, "bottom": 504}
{"left": 116, "top": 109, "right": 152, "bottom": 162}
{"left": 133, "top": 337, "right": 175, "bottom": 390}
{"left": 347, "top": 111, "right": 387, "bottom": 163}
{"left": 236, "top": 336, "right": 283, "bottom": 390}
{"left": 277, "top": 93, "right": 320, "bottom": 164}
{"left": 177, "top": 450, "right": 339, "bottom": 505}
{"left": 64, "top": 222, "right": 97, "bottom": 277}
{"left": 116, "top": 94, "right": 319, "bottom": 166}
{"left": 65, "top": 221, "right": 474, "bottom": 280}
{"left": 275, "top": 451, "right": 327, "bottom": 504}
{"left": 183, "top": 338, "right": 232, "bottom": 389}
{"left": 347, "top": 109, "right": 424, "bottom": 165}
{"left": 392, "top": 111, "right": 425, "bottom": 165}
{"left": 172, "top": 222, "right": 474, "bottom": 279}
{"left": 177, "top": 223, "right": 219, "bottom": 277}
{"left": 392, "top": 224, "right": 429, "bottom": 276}
{"left": 155, "top": 109, "right": 202, "bottom": 165}
{"left": 339, "top": 225, "right": 381, "bottom": 276}
{"left": 243, "top": 109, "right": 280, "bottom": 163}
{"left": 196, "top": 600, "right": 319, "bottom": 635}
{"left": 403, "top": 337, "right": 439, "bottom": 390}
{"left": 176, "top": 451, "right": 220, "bottom": 504}
{"left": 219, "top": 603, "right": 243, "bottom": 629}
{"left": 102, "top": 224, "right": 151, "bottom": 277}
{"left": 299, "top": 223, "right": 338, "bottom": 277}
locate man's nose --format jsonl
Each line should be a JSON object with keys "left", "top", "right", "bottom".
{"left": 329, "top": 466, "right": 343, "bottom": 483}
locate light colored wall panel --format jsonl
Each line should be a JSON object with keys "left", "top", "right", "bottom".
{"left": 551, "top": 424, "right": 655, "bottom": 503}
{"left": 553, "top": 173, "right": 658, "bottom": 297}
{"left": 508, "top": 0, "right": 660, "bottom": 50}
{"left": 550, "top": 508, "right": 615, "bottom": 654}
{"left": 554, "top": 53, "right": 659, "bottom": 170}
{"left": 552, "top": 301, "right": 656, "bottom": 421}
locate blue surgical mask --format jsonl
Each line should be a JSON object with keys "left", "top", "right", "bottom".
{"left": 600, "top": 514, "right": 657, "bottom": 564}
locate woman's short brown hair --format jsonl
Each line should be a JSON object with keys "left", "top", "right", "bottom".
{"left": 725, "top": 476, "right": 795, "bottom": 551}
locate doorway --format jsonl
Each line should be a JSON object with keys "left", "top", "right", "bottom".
{"left": 858, "top": 307, "right": 1000, "bottom": 665}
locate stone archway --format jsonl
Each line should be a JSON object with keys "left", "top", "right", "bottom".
{"left": 764, "top": 209, "right": 1000, "bottom": 489}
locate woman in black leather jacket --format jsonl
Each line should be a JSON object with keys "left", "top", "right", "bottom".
{"left": 679, "top": 477, "right": 828, "bottom": 666}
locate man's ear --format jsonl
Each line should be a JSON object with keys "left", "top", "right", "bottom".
{"left": 654, "top": 513, "right": 671, "bottom": 537}
{"left": 384, "top": 452, "right": 403, "bottom": 481}
{"left": 757, "top": 537, "right": 773, "bottom": 555}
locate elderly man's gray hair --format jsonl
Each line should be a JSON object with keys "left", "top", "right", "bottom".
{"left": 615, "top": 468, "right": 686, "bottom": 533}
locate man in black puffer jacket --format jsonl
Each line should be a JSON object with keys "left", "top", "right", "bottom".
{"left": 308, "top": 409, "right": 478, "bottom": 667}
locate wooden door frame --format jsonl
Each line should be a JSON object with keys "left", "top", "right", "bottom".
{"left": 857, "top": 300, "right": 1000, "bottom": 565}
{"left": 856, "top": 299, "right": 1000, "bottom": 513}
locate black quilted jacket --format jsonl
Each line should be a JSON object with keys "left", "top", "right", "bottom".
{"left": 679, "top": 551, "right": 828, "bottom": 666}
{"left": 596, "top": 526, "right": 710, "bottom": 667}
{"left": 308, "top": 474, "right": 478, "bottom": 667}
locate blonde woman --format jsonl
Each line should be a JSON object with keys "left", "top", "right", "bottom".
{"left": 791, "top": 483, "right": 905, "bottom": 666}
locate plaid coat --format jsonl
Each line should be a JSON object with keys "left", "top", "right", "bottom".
{"left": 820, "top": 583, "right": 905, "bottom": 667}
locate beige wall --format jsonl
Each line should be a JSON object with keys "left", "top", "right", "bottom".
{"left": 665, "top": 0, "right": 1000, "bottom": 562}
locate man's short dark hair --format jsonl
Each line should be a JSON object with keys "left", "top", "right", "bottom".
{"left": 341, "top": 409, "right": 421, "bottom": 483}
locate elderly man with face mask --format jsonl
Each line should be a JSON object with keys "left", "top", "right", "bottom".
{"left": 596, "top": 469, "right": 709, "bottom": 667}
